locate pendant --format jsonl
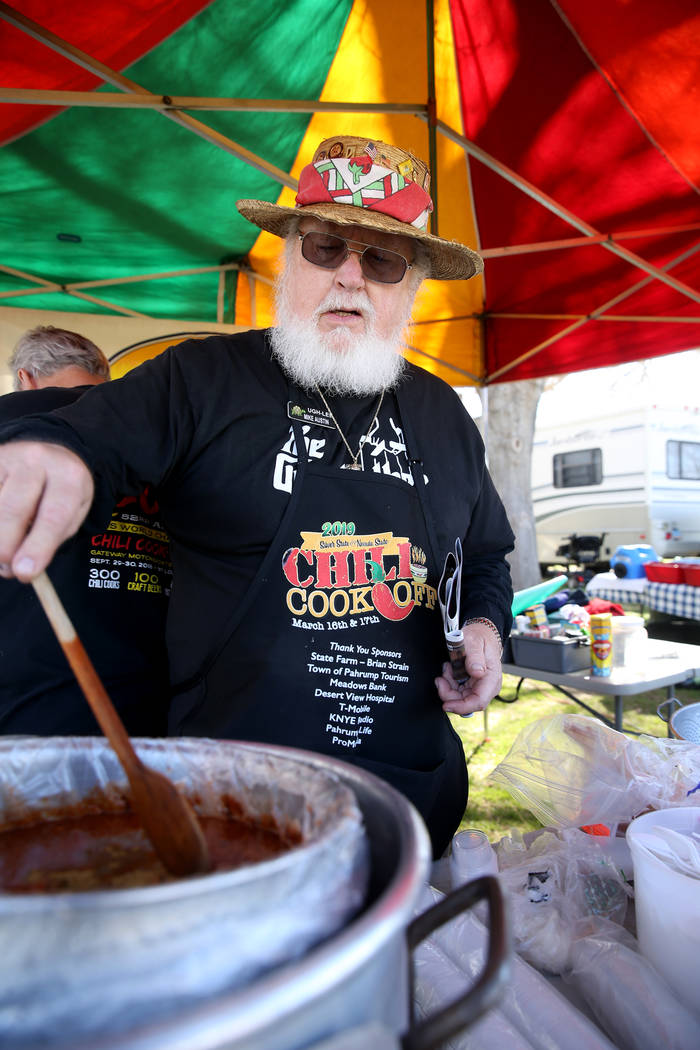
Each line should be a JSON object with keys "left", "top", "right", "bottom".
{"left": 345, "top": 462, "right": 362, "bottom": 471}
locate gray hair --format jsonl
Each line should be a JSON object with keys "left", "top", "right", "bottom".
{"left": 9, "top": 325, "right": 110, "bottom": 391}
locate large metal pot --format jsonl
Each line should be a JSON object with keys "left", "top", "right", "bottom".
{"left": 0, "top": 741, "right": 510, "bottom": 1050}
{"left": 85, "top": 746, "right": 509, "bottom": 1050}
{"left": 0, "top": 737, "right": 369, "bottom": 1046}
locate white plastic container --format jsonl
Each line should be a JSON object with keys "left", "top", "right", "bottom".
{"left": 626, "top": 807, "right": 700, "bottom": 1018}
{"left": 611, "top": 614, "right": 647, "bottom": 669}
{"left": 449, "top": 829, "right": 498, "bottom": 887}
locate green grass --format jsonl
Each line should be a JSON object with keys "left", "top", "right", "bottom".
{"left": 449, "top": 673, "right": 699, "bottom": 842}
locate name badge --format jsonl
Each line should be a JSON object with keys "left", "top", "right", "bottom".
{"left": 287, "top": 401, "right": 333, "bottom": 428}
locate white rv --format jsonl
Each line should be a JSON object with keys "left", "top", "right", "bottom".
{"left": 531, "top": 404, "right": 700, "bottom": 568}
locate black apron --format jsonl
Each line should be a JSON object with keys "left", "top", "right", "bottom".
{"left": 170, "top": 386, "right": 467, "bottom": 856}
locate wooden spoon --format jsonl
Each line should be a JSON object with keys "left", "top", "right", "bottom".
{"left": 32, "top": 571, "right": 210, "bottom": 878}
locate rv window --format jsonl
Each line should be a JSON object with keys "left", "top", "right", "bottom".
{"left": 553, "top": 448, "right": 602, "bottom": 488}
{"left": 667, "top": 440, "right": 700, "bottom": 480}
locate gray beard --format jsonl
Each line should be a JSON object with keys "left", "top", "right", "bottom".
{"left": 270, "top": 271, "right": 410, "bottom": 396}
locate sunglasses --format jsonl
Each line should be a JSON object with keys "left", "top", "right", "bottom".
{"left": 298, "top": 231, "right": 412, "bottom": 285}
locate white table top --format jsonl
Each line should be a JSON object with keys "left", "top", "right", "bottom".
{"left": 502, "top": 637, "right": 700, "bottom": 696}
{"left": 587, "top": 571, "right": 646, "bottom": 595}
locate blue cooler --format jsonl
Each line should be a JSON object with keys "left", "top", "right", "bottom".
{"left": 610, "top": 544, "right": 659, "bottom": 579}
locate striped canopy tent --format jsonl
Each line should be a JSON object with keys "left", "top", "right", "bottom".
{"left": 1, "top": 0, "right": 698, "bottom": 386}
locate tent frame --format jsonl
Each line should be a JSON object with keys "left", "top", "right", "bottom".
{"left": 1, "top": 0, "right": 698, "bottom": 382}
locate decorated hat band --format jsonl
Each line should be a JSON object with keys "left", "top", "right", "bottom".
{"left": 295, "top": 156, "right": 434, "bottom": 230}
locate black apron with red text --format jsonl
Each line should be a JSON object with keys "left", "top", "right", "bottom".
{"left": 170, "top": 388, "right": 467, "bottom": 856}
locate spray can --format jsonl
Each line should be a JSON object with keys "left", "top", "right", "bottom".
{"left": 590, "top": 613, "right": 613, "bottom": 676}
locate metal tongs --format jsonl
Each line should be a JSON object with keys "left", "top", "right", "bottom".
{"left": 438, "top": 538, "right": 468, "bottom": 685}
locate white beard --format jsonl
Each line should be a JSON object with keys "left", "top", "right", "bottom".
{"left": 270, "top": 267, "right": 412, "bottom": 396}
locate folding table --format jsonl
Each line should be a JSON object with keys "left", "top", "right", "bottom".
{"left": 500, "top": 638, "right": 700, "bottom": 733}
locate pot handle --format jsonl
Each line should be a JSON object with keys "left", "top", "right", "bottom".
{"left": 401, "top": 875, "right": 511, "bottom": 1050}
{"left": 657, "top": 696, "right": 682, "bottom": 723}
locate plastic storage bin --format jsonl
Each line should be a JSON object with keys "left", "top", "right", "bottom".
{"left": 681, "top": 563, "right": 700, "bottom": 586}
{"left": 509, "top": 634, "right": 591, "bottom": 673}
{"left": 643, "top": 561, "right": 684, "bottom": 584}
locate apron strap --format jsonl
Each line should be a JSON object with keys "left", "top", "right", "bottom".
{"left": 393, "top": 383, "right": 443, "bottom": 570}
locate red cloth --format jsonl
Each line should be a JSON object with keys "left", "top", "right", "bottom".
{"left": 586, "top": 598, "right": 626, "bottom": 616}
{"left": 581, "top": 824, "right": 611, "bottom": 837}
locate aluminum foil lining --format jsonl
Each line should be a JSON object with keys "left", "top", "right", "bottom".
{"left": 0, "top": 736, "right": 369, "bottom": 1047}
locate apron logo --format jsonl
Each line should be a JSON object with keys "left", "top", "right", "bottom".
{"left": 282, "top": 530, "right": 437, "bottom": 623}
{"left": 368, "top": 559, "right": 414, "bottom": 621}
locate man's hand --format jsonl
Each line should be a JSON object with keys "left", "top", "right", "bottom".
{"left": 435, "top": 621, "right": 503, "bottom": 717}
{"left": 0, "top": 441, "right": 94, "bottom": 581}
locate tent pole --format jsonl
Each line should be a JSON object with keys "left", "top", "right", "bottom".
{"left": 479, "top": 309, "right": 489, "bottom": 461}
{"left": 0, "top": 264, "right": 59, "bottom": 290}
{"left": 0, "top": 2, "right": 296, "bottom": 189}
{"left": 436, "top": 118, "right": 700, "bottom": 306}
{"left": 480, "top": 223, "right": 700, "bottom": 258}
{"left": 402, "top": 341, "right": 481, "bottom": 384}
{"left": 486, "top": 241, "right": 700, "bottom": 382}
{"left": 481, "top": 384, "right": 489, "bottom": 465}
{"left": 0, "top": 87, "right": 427, "bottom": 118}
{"left": 249, "top": 271, "right": 257, "bottom": 327}
{"left": 66, "top": 292, "right": 148, "bottom": 317}
{"left": 217, "top": 272, "right": 225, "bottom": 325}
{"left": 426, "top": 0, "right": 439, "bottom": 236}
{"left": 487, "top": 312, "right": 700, "bottom": 324}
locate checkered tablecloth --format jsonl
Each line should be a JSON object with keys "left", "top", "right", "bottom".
{"left": 585, "top": 572, "right": 646, "bottom": 606}
{"left": 585, "top": 574, "right": 700, "bottom": 620}
{"left": 645, "top": 582, "right": 700, "bottom": 620}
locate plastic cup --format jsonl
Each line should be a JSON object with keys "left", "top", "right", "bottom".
{"left": 449, "top": 828, "right": 498, "bottom": 887}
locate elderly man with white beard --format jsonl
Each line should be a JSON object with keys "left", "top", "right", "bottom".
{"left": 0, "top": 135, "right": 514, "bottom": 857}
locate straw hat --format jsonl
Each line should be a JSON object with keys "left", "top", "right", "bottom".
{"left": 236, "top": 135, "right": 483, "bottom": 281}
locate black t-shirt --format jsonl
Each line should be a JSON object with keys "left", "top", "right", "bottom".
{"left": 0, "top": 386, "right": 172, "bottom": 736}
{"left": 0, "top": 332, "right": 514, "bottom": 717}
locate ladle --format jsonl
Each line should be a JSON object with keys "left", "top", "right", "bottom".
{"left": 32, "top": 570, "right": 211, "bottom": 878}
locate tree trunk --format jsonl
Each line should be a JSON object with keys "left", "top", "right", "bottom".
{"left": 480, "top": 378, "right": 546, "bottom": 591}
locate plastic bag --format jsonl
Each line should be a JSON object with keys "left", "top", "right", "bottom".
{"left": 417, "top": 884, "right": 616, "bottom": 1050}
{"left": 565, "top": 917, "right": 700, "bottom": 1050}
{"left": 558, "top": 604, "right": 591, "bottom": 631}
{"left": 412, "top": 930, "right": 535, "bottom": 1050}
{"left": 489, "top": 713, "right": 700, "bottom": 830}
{"left": 493, "top": 828, "right": 632, "bottom": 974}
